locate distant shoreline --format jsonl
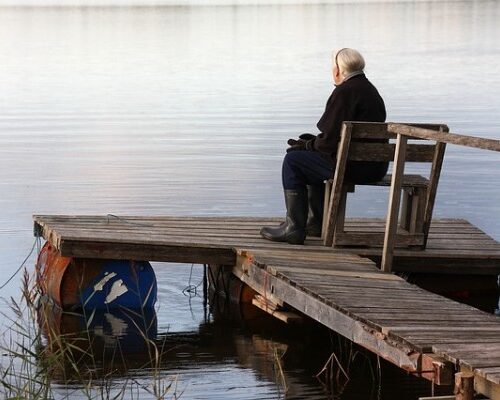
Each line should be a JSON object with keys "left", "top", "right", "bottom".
{"left": 0, "top": 0, "right": 470, "bottom": 8}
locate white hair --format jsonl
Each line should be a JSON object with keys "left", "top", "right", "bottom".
{"left": 333, "top": 48, "right": 365, "bottom": 76}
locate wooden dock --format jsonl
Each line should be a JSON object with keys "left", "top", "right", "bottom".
{"left": 33, "top": 214, "right": 500, "bottom": 399}
{"left": 34, "top": 215, "right": 500, "bottom": 274}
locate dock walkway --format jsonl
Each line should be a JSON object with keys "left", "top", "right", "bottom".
{"left": 33, "top": 214, "right": 500, "bottom": 399}
{"left": 236, "top": 247, "right": 500, "bottom": 399}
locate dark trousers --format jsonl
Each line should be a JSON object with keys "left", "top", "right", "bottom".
{"left": 282, "top": 151, "right": 333, "bottom": 190}
{"left": 282, "top": 150, "right": 389, "bottom": 191}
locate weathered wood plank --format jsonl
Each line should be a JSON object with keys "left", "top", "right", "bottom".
{"left": 349, "top": 121, "right": 448, "bottom": 139}
{"left": 367, "top": 174, "right": 429, "bottom": 187}
{"left": 348, "top": 143, "right": 435, "bottom": 162}
{"left": 334, "top": 231, "right": 424, "bottom": 246}
{"left": 60, "top": 240, "right": 236, "bottom": 264}
{"left": 248, "top": 248, "right": 373, "bottom": 264}
{"left": 423, "top": 136, "right": 447, "bottom": 247}
{"left": 324, "top": 122, "right": 352, "bottom": 246}
{"left": 387, "top": 123, "right": 500, "bottom": 152}
{"left": 252, "top": 295, "right": 303, "bottom": 324}
{"left": 385, "top": 326, "right": 500, "bottom": 334}
{"left": 381, "top": 133, "right": 408, "bottom": 272}
{"left": 279, "top": 273, "right": 413, "bottom": 286}
{"left": 280, "top": 279, "right": 413, "bottom": 292}
{"left": 33, "top": 214, "right": 476, "bottom": 227}
{"left": 433, "top": 343, "right": 500, "bottom": 355}
{"left": 346, "top": 304, "right": 484, "bottom": 312}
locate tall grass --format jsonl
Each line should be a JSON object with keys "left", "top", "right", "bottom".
{"left": 0, "top": 269, "right": 179, "bottom": 400}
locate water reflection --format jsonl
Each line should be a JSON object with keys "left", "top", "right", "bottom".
{"left": 36, "top": 291, "right": 454, "bottom": 399}
{"left": 38, "top": 304, "right": 158, "bottom": 379}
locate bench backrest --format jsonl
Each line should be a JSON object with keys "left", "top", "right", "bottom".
{"left": 345, "top": 122, "right": 449, "bottom": 162}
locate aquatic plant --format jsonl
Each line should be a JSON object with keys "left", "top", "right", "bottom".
{"left": 315, "top": 333, "right": 381, "bottom": 399}
{"left": 0, "top": 269, "right": 179, "bottom": 400}
{"left": 272, "top": 344, "right": 288, "bottom": 396}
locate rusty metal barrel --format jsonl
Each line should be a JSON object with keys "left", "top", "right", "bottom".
{"left": 36, "top": 242, "right": 157, "bottom": 310}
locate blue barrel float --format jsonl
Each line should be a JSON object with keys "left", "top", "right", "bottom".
{"left": 36, "top": 242, "right": 157, "bottom": 310}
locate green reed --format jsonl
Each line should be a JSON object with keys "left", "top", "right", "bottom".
{"left": 0, "top": 269, "right": 178, "bottom": 400}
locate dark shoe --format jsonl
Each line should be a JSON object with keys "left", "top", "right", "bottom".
{"left": 260, "top": 189, "right": 308, "bottom": 245}
{"left": 306, "top": 185, "right": 324, "bottom": 237}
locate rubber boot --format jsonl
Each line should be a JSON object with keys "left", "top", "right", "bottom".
{"left": 306, "top": 185, "right": 324, "bottom": 237}
{"left": 260, "top": 189, "right": 308, "bottom": 245}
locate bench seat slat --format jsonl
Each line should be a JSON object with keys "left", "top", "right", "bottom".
{"left": 370, "top": 174, "right": 429, "bottom": 188}
{"left": 328, "top": 174, "right": 429, "bottom": 188}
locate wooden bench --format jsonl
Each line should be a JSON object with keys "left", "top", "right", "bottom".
{"left": 322, "top": 122, "right": 448, "bottom": 270}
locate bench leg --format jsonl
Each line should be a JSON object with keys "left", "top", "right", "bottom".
{"left": 399, "top": 189, "right": 412, "bottom": 232}
{"left": 333, "top": 189, "right": 348, "bottom": 245}
{"left": 323, "top": 182, "right": 355, "bottom": 244}
{"left": 399, "top": 187, "right": 427, "bottom": 234}
{"left": 381, "top": 134, "right": 408, "bottom": 273}
{"left": 413, "top": 187, "right": 427, "bottom": 234}
{"left": 321, "top": 180, "right": 332, "bottom": 241}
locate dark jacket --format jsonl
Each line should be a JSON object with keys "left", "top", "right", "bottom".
{"left": 311, "top": 73, "right": 386, "bottom": 157}
{"left": 306, "top": 73, "right": 388, "bottom": 183}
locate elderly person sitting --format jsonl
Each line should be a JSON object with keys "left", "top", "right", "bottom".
{"left": 260, "top": 48, "right": 388, "bottom": 245}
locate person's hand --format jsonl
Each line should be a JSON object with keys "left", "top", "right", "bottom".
{"left": 298, "top": 133, "right": 316, "bottom": 141}
{"left": 286, "top": 138, "right": 307, "bottom": 153}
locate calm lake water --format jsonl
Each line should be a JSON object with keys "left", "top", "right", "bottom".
{"left": 0, "top": 1, "right": 499, "bottom": 399}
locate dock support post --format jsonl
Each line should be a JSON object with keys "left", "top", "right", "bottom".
{"left": 454, "top": 372, "right": 474, "bottom": 400}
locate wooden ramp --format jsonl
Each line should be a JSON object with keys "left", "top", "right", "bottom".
{"left": 234, "top": 248, "right": 500, "bottom": 399}
{"left": 33, "top": 215, "right": 500, "bottom": 274}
